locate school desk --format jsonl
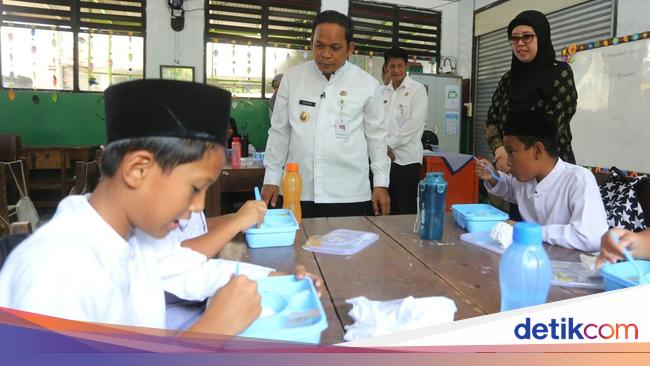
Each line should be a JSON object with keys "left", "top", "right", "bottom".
{"left": 217, "top": 214, "right": 599, "bottom": 345}
{"left": 205, "top": 159, "right": 265, "bottom": 216}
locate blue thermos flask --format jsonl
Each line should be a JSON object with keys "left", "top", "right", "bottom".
{"left": 499, "top": 222, "right": 552, "bottom": 311}
{"left": 418, "top": 172, "right": 447, "bottom": 240}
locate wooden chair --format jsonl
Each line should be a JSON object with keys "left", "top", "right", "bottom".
{"left": 0, "top": 232, "right": 29, "bottom": 269}
{"left": 0, "top": 135, "right": 22, "bottom": 162}
{"left": 0, "top": 168, "right": 8, "bottom": 236}
{"left": 70, "top": 160, "right": 101, "bottom": 195}
{"left": 0, "top": 135, "right": 26, "bottom": 206}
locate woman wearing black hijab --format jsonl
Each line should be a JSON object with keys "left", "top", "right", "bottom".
{"left": 485, "top": 10, "right": 578, "bottom": 172}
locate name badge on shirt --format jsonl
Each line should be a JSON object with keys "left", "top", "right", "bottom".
{"left": 335, "top": 117, "right": 349, "bottom": 138}
{"left": 299, "top": 100, "right": 316, "bottom": 107}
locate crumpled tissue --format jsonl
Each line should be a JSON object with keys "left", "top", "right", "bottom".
{"left": 490, "top": 221, "right": 513, "bottom": 248}
{"left": 343, "top": 296, "right": 457, "bottom": 341}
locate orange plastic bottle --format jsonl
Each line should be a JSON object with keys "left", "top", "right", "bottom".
{"left": 282, "top": 162, "right": 302, "bottom": 223}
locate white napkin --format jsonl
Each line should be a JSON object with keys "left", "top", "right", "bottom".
{"left": 343, "top": 296, "right": 457, "bottom": 341}
{"left": 490, "top": 221, "right": 513, "bottom": 249}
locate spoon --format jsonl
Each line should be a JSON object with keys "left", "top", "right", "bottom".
{"left": 473, "top": 156, "right": 501, "bottom": 182}
{"left": 609, "top": 231, "right": 649, "bottom": 285}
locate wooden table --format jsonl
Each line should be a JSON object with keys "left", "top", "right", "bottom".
{"left": 216, "top": 214, "right": 599, "bottom": 345}
{"left": 205, "top": 160, "right": 265, "bottom": 217}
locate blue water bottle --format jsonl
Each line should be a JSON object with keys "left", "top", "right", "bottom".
{"left": 418, "top": 172, "right": 447, "bottom": 240}
{"left": 499, "top": 223, "right": 552, "bottom": 311}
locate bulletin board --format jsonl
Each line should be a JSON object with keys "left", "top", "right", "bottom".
{"left": 565, "top": 32, "right": 650, "bottom": 173}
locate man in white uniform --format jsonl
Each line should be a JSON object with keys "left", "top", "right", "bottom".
{"left": 382, "top": 47, "right": 428, "bottom": 214}
{"left": 261, "top": 10, "right": 391, "bottom": 217}
{"left": 476, "top": 109, "right": 607, "bottom": 251}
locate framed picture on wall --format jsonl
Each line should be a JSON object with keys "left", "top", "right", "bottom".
{"left": 160, "top": 65, "right": 195, "bottom": 82}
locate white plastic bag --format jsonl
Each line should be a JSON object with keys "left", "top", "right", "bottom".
{"left": 7, "top": 160, "right": 39, "bottom": 229}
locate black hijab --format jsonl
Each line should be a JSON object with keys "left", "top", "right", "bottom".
{"left": 507, "top": 10, "right": 558, "bottom": 112}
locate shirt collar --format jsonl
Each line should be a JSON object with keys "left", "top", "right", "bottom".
{"left": 311, "top": 60, "right": 350, "bottom": 81}
{"left": 389, "top": 75, "right": 413, "bottom": 92}
{"left": 72, "top": 194, "right": 132, "bottom": 261}
{"left": 535, "top": 158, "right": 565, "bottom": 193}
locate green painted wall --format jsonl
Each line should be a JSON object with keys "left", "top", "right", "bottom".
{"left": 0, "top": 89, "right": 271, "bottom": 149}
{"left": 0, "top": 90, "right": 106, "bottom": 146}
{"left": 229, "top": 98, "right": 271, "bottom": 151}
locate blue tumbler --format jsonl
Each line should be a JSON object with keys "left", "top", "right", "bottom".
{"left": 418, "top": 172, "right": 447, "bottom": 240}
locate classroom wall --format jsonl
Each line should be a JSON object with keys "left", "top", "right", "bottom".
{"left": 0, "top": 88, "right": 270, "bottom": 149}
{"left": 146, "top": 0, "right": 205, "bottom": 81}
{"left": 322, "top": 0, "right": 475, "bottom": 78}
{"left": 0, "top": 90, "right": 106, "bottom": 146}
{"left": 615, "top": 0, "right": 650, "bottom": 36}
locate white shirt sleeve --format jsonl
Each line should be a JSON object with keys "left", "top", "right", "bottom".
{"left": 485, "top": 172, "right": 517, "bottom": 203}
{"left": 364, "top": 83, "right": 390, "bottom": 187}
{"left": 157, "top": 246, "right": 274, "bottom": 301}
{"left": 542, "top": 174, "right": 607, "bottom": 252}
{"left": 386, "top": 84, "right": 428, "bottom": 150}
{"left": 263, "top": 74, "right": 291, "bottom": 186}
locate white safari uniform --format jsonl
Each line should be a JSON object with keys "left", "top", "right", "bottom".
{"left": 485, "top": 159, "right": 608, "bottom": 251}
{"left": 264, "top": 60, "right": 389, "bottom": 203}
{"left": 382, "top": 75, "right": 428, "bottom": 165}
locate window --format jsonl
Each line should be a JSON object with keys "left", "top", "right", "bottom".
{"left": 205, "top": 0, "right": 319, "bottom": 98}
{"left": 0, "top": 0, "right": 145, "bottom": 92}
{"left": 349, "top": 1, "right": 440, "bottom": 79}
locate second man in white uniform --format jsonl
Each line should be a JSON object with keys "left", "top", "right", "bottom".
{"left": 382, "top": 47, "right": 428, "bottom": 214}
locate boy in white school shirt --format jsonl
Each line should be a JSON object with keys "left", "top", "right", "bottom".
{"left": 0, "top": 80, "right": 320, "bottom": 335}
{"left": 476, "top": 109, "right": 608, "bottom": 251}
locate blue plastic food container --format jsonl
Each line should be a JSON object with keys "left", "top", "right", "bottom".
{"left": 451, "top": 204, "right": 509, "bottom": 233}
{"left": 245, "top": 209, "right": 300, "bottom": 248}
{"left": 600, "top": 260, "right": 650, "bottom": 291}
{"left": 239, "top": 275, "right": 327, "bottom": 344}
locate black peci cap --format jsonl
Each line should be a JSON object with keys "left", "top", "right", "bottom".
{"left": 104, "top": 79, "right": 231, "bottom": 146}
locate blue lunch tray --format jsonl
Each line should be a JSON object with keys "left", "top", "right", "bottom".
{"left": 451, "top": 203, "right": 509, "bottom": 233}
{"left": 600, "top": 260, "right": 650, "bottom": 291}
{"left": 239, "top": 275, "right": 327, "bottom": 344}
{"left": 245, "top": 209, "right": 300, "bottom": 248}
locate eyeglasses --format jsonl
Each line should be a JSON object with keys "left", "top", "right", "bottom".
{"left": 509, "top": 33, "right": 536, "bottom": 45}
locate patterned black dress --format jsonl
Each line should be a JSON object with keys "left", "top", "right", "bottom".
{"left": 485, "top": 61, "right": 578, "bottom": 164}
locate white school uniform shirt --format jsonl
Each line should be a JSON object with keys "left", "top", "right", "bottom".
{"left": 133, "top": 217, "right": 273, "bottom": 303}
{"left": 0, "top": 195, "right": 166, "bottom": 328}
{"left": 382, "top": 75, "right": 428, "bottom": 166}
{"left": 134, "top": 211, "right": 273, "bottom": 330}
{"left": 264, "top": 60, "right": 390, "bottom": 203}
{"left": 485, "top": 159, "right": 608, "bottom": 252}
{"left": 172, "top": 211, "right": 208, "bottom": 242}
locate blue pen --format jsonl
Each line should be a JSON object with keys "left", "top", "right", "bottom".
{"left": 473, "top": 156, "right": 501, "bottom": 182}
{"left": 235, "top": 260, "right": 240, "bottom": 276}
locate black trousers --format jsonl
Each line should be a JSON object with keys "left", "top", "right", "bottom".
{"left": 388, "top": 162, "right": 422, "bottom": 215}
{"left": 277, "top": 196, "right": 373, "bottom": 218}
